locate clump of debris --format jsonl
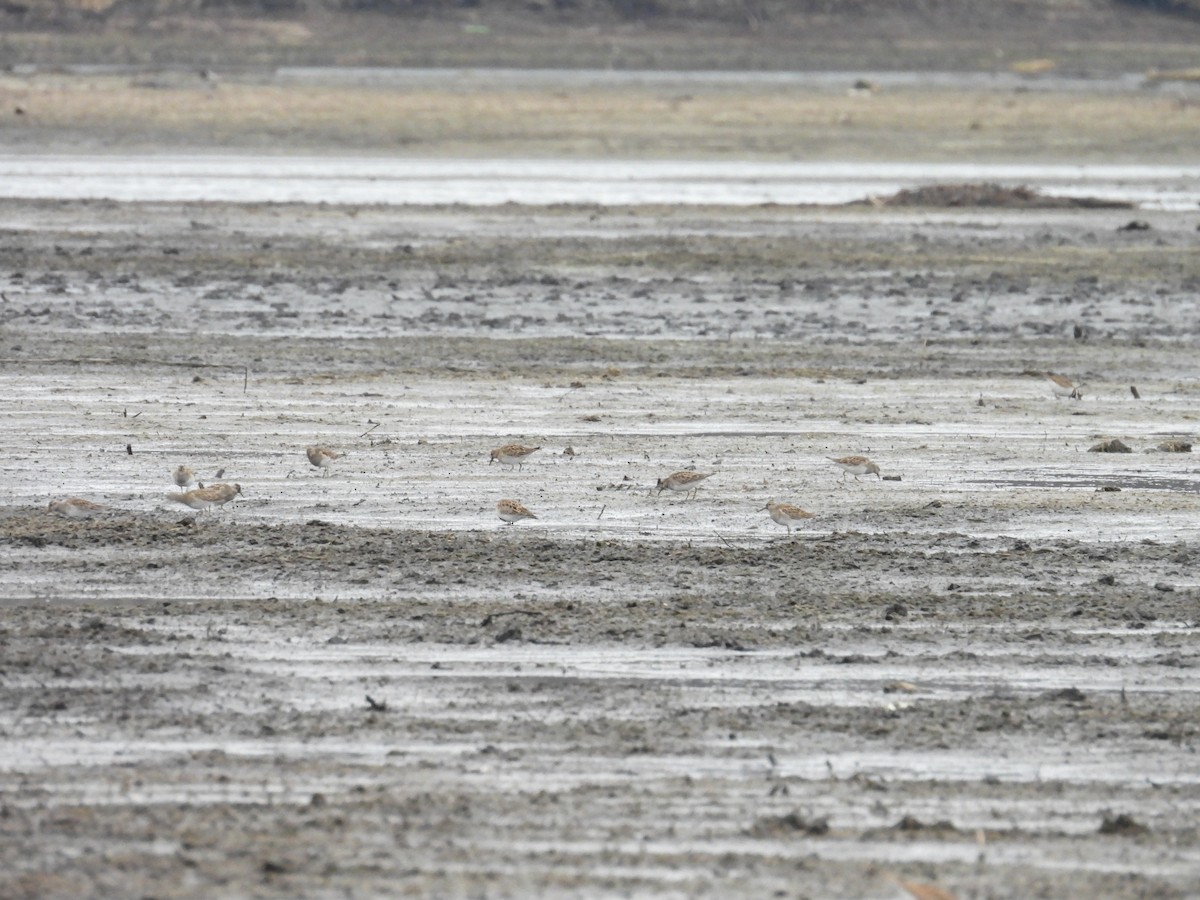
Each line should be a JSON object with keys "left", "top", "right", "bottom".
{"left": 856, "top": 182, "right": 1134, "bottom": 209}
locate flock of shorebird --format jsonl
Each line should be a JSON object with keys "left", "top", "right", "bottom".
{"left": 160, "top": 447, "right": 342, "bottom": 514}
{"left": 483, "top": 372, "right": 1078, "bottom": 531}
{"left": 484, "top": 443, "right": 883, "bottom": 534}
{"left": 44, "top": 439, "right": 881, "bottom": 536}
{"left": 46, "top": 449, "right": 327, "bottom": 521}
{"left": 46, "top": 372, "right": 1081, "bottom": 530}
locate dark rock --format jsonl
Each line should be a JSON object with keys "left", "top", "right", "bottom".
{"left": 749, "top": 810, "right": 829, "bottom": 837}
{"left": 1045, "top": 687, "right": 1086, "bottom": 702}
{"left": 1099, "top": 813, "right": 1149, "bottom": 835}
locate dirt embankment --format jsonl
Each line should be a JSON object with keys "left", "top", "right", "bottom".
{"left": 5, "top": 0, "right": 1200, "bottom": 71}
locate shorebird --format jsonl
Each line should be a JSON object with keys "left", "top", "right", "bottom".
{"left": 48, "top": 497, "right": 106, "bottom": 518}
{"left": 497, "top": 498, "right": 538, "bottom": 525}
{"left": 889, "top": 873, "right": 958, "bottom": 900}
{"left": 489, "top": 444, "right": 541, "bottom": 471}
{"left": 655, "top": 471, "right": 713, "bottom": 499}
{"left": 828, "top": 455, "right": 881, "bottom": 482}
{"left": 306, "top": 445, "right": 341, "bottom": 476}
{"left": 172, "top": 465, "right": 195, "bottom": 488}
{"left": 167, "top": 482, "right": 242, "bottom": 513}
{"left": 761, "top": 500, "right": 816, "bottom": 535}
{"left": 1045, "top": 372, "right": 1082, "bottom": 400}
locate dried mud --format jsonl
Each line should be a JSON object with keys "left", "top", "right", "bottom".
{"left": 2, "top": 192, "right": 1200, "bottom": 900}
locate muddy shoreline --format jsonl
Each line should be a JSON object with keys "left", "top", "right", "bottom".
{"left": 2, "top": 182, "right": 1200, "bottom": 899}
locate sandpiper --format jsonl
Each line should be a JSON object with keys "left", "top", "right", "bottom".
{"left": 761, "top": 500, "right": 816, "bottom": 535}
{"left": 655, "top": 471, "right": 713, "bottom": 499}
{"left": 48, "top": 497, "right": 106, "bottom": 518}
{"left": 306, "top": 446, "right": 341, "bottom": 476}
{"left": 828, "top": 455, "right": 881, "bottom": 483}
{"left": 1046, "top": 372, "right": 1082, "bottom": 400}
{"left": 497, "top": 498, "right": 538, "bottom": 525}
{"left": 167, "top": 482, "right": 242, "bottom": 512}
{"left": 489, "top": 444, "right": 542, "bottom": 471}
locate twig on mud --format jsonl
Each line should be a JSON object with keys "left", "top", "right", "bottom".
{"left": 365, "top": 695, "right": 388, "bottom": 712}
{"left": 980, "top": 286, "right": 996, "bottom": 316}
{"left": 360, "top": 420, "right": 381, "bottom": 438}
{"left": 597, "top": 504, "right": 606, "bottom": 520}
{"left": 712, "top": 529, "right": 734, "bottom": 549}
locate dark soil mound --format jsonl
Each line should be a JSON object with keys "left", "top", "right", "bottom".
{"left": 862, "top": 182, "right": 1134, "bottom": 209}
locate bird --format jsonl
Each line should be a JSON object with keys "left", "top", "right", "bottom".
{"left": 497, "top": 498, "right": 537, "bottom": 525}
{"left": 489, "top": 444, "right": 541, "bottom": 470}
{"left": 172, "top": 465, "right": 195, "bottom": 488}
{"left": 655, "top": 471, "right": 713, "bottom": 499}
{"left": 761, "top": 500, "right": 816, "bottom": 534}
{"left": 828, "top": 455, "right": 881, "bottom": 482}
{"left": 890, "top": 874, "right": 957, "bottom": 900}
{"left": 1045, "top": 372, "right": 1081, "bottom": 399}
{"left": 167, "top": 482, "right": 242, "bottom": 512}
{"left": 48, "top": 497, "right": 106, "bottom": 518}
{"left": 306, "top": 445, "right": 341, "bottom": 476}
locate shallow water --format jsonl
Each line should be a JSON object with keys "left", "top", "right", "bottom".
{"left": 2, "top": 155, "right": 1199, "bottom": 207}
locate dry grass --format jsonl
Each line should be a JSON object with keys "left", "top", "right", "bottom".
{"left": 1, "top": 72, "right": 1198, "bottom": 161}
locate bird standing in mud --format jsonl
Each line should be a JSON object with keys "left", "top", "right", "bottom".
{"left": 828, "top": 455, "right": 881, "bottom": 483}
{"left": 172, "top": 465, "right": 195, "bottom": 488}
{"left": 490, "top": 444, "right": 541, "bottom": 471}
{"left": 48, "top": 497, "right": 107, "bottom": 518}
{"left": 761, "top": 500, "right": 816, "bottom": 535}
{"left": 1045, "top": 372, "right": 1082, "bottom": 400}
{"left": 306, "top": 445, "right": 341, "bottom": 476}
{"left": 497, "top": 498, "right": 538, "bottom": 525}
{"left": 655, "top": 471, "right": 713, "bottom": 499}
{"left": 167, "top": 482, "right": 242, "bottom": 513}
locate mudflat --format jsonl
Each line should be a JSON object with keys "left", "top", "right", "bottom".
{"left": 2, "top": 72, "right": 1200, "bottom": 899}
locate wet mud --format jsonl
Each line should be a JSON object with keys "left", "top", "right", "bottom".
{"left": 2, "top": 195, "right": 1199, "bottom": 898}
